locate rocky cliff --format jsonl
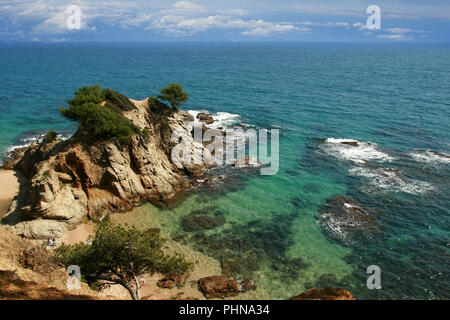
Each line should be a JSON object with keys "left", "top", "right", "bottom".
{"left": 2, "top": 97, "right": 213, "bottom": 239}
{"left": 0, "top": 225, "right": 115, "bottom": 299}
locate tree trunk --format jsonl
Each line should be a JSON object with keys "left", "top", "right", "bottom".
{"left": 133, "top": 274, "right": 141, "bottom": 300}
{"left": 123, "top": 282, "right": 139, "bottom": 300}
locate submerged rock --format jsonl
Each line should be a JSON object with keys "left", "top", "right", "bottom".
{"left": 289, "top": 287, "right": 355, "bottom": 300}
{"left": 318, "top": 195, "right": 378, "bottom": 243}
{"left": 190, "top": 211, "right": 310, "bottom": 281}
{"left": 181, "top": 210, "right": 225, "bottom": 232}
{"left": 198, "top": 275, "right": 256, "bottom": 299}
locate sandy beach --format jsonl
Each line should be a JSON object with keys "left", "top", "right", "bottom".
{"left": 59, "top": 223, "right": 95, "bottom": 246}
{"left": 0, "top": 169, "right": 19, "bottom": 218}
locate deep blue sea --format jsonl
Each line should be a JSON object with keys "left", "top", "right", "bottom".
{"left": 0, "top": 42, "right": 449, "bottom": 299}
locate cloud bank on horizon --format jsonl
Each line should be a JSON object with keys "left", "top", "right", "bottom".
{"left": 0, "top": 0, "right": 449, "bottom": 42}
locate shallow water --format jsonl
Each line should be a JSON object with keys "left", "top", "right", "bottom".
{"left": 1, "top": 42, "right": 449, "bottom": 299}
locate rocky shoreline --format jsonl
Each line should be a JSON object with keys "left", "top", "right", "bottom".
{"left": 0, "top": 91, "right": 356, "bottom": 300}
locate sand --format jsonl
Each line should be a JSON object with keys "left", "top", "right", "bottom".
{"left": 0, "top": 169, "right": 19, "bottom": 218}
{"left": 58, "top": 223, "right": 95, "bottom": 246}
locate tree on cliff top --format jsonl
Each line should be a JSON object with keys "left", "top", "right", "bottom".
{"left": 157, "top": 83, "right": 188, "bottom": 110}
{"left": 54, "top": 220, "right": 191, "bottom": 300}
{"left": 60, "top": 85, "right": 140, "bottom": 144}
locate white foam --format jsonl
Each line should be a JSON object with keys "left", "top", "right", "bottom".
{"left": 409, "top": 150, "right": 450, "bottom": 166}
{"left": 5, "top": 133, "right": 72, "bottom": 154}
{"left": 344, "top": 203, "right": 357, "bottom": 209}
{"left": 321, "top": 138, "right": 394, "bottom": 165}
{"left": 349, "top": 167, "right": 436, "bottom": 195}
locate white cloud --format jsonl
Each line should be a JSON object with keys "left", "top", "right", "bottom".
{"left": 0, "top": 0, "right": 443, "bottom": 40}
{"left": 299, "top": 21, "right": 350, "bottom": 28}
{"left": 385, "top": 27, "right": 414, "bottom": 34}
{"left": 148, "top": 15, "right": 299, "bottom": 36}
{"left": 172, "top": 1, "right": 202, "bottom": 11}
{"left": 378, "top": 34, "right": 409, "bottom": 40}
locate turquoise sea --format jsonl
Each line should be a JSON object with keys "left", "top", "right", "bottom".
{"left": 0, "top": 42, "right": 449, "bottom": 299}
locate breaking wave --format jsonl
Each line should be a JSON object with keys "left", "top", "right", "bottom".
{"left": 320, "top": 138, "right": 394, "bottom": 165}
{"left": 349, "top": 167, "right": 436, "bottom": 195}
{"left": 409, "top": 150, "right": 450, "bottom": 166}
{"left": 4, "top": 132, "right": 72, "bottom": 155}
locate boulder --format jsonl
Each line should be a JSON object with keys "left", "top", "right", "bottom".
{"left": 198, "top": 275, "right": 256, "bottom": 299}
{"left": 196, "top": 113, "right": 214, "bottom": 124}
{"left": 289, "top": 287, "right": 355, "bottom": 300}
{"left": 12, "top": 219, "right": 68, "bottom": 239}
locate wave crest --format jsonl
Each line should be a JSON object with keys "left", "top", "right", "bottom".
{"left": 321, "top": 138, "right": 394, "bottom": 165}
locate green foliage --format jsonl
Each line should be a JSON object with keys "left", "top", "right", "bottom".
{"left": 104, "top": 89, "right": 136, "bottom": 111}
{"left": 148, "top": 96, "right": 169, "bottom": 114}
{"left": 53, "top": 220, "right": 191, "bottom": 300}
{"left": 141, "top": 127, "right": 150, "bottom": 138}
{"left": 157, "top": 83, "right": 188, "bottom": 109}
{"left": 67, "top": 85, "right": 106, "bottom": 107}
{"left": 60, "top": 85, "right": 140, "bottom": 144}
{"left": 45, "top": 130, "right": 57, "bottom": 143}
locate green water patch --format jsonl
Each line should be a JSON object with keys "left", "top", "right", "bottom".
{"left": 111, "top": 166, "right": 354, "bottom": 299}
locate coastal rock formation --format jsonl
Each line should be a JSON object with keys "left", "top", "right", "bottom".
{"left": 289, "top": 287, "right": 355, "bottom": 300}
{"left": 196, "top": 112, "right": 214, "bottom": 124}
{"left": 198, "top": 275, "right": 256, "bottom": 299}
{"left": 2, "top": 97, "right": 214, "bottom": 239}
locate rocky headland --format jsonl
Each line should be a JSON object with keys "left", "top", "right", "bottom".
{"left": 1, "top": 91, "right": 215, "bottom": 239}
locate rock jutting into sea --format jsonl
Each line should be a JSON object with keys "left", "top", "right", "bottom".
{"left": 1, "top": 92, "right": 217, "bottom": 239}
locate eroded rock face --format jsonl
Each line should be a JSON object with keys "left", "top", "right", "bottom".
{"left": 2, "top": 98, "right": 214, "bottom": 239}
{"left": 289, "top": 287, "right": 355, "bottom": 300}
{"left": 198, "top": 276, "right": 256, "bottom": 299}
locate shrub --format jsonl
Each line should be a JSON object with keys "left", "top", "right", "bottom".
{"left": 45, "top": 130, "right": 58, "bottom": 143}
{"left": 142, "top": 127, "right": 150, "bottom": 138}
{"left": 148, "top": 96, "right": 170, "bottom": 114}
{"left": 104, "top": 89, "right": 136, "bottom": 111}
{"left": 53, "top": 220, "right": 192, "bottom": 300}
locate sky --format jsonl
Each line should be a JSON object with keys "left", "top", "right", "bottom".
{"left": 0, "top": 0, "right": 449, "bottom": 42}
